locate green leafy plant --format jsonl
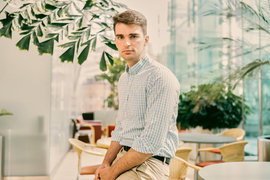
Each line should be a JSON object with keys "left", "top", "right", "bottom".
{"left": 94, "top": 57, "right": 126, "bottom": 109}
{"left": 0, "top": 109, "right": 13, "bottom": 116}
{"left": 0, "top": 0, "right": 127, "bottom": 71}
{"left": 177, "top": 81, "right": 252, "bottom": 130}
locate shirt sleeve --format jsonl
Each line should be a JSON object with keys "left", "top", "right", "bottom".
{"left": 131, "top": 70, "right": 180, "bottom": 154}
{"left": 111, "top": 115, "right": 122, "bottom": 142}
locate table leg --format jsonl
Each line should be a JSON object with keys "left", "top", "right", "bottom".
{"left": 194, "top": 143, "right": 201, "bottom": 180}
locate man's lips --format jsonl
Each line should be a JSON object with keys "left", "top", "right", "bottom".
{"left": 123, "top": 50, "right": 133, "bottom": 53}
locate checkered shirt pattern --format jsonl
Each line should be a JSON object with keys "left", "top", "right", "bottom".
{"left": 111, "top": 53, "right": 180, "bottom": 158}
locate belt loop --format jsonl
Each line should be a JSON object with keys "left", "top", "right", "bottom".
{"left": 163, "top": 157, "right": 166, "bottom": 165}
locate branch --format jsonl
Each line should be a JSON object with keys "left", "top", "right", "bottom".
{"left": 0, "top": 1, "right": 10, "bottom": 14}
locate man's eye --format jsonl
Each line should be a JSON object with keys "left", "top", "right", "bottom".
{"left": 131, "top": 35, "right": 137, "bottom": 39}
{"left": 117, "top": 36, "right": 123, "bottom": 39}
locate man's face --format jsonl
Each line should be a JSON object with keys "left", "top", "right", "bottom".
{"left": 114, "top": 23, "right": 149, "bottom": 67}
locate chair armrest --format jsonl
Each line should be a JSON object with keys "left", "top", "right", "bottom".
{"left": 189, "top": 164, "right": 201, "bottom": 171}
{"left": 198, "top": 147, "right": 218, "bottom": 152}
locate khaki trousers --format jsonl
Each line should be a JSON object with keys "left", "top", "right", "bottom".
{"left": 112, "top": 147, "right": 169, "bottom": 180}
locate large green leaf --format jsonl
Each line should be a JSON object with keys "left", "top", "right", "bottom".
{"left": 21, "top": 23, "right": 35, "bottom": 31}
{"left": 83, "top": 0, "right": 93, "bottom": 10}
{"left": 36, "top": 25, "right": 43, "bottom": 37}
{"left": 0, "top": 21, "right": 12, "bottom": 38}
{"left": 19, "top": 3, "right": 31, "bottom": 9}
{"left": 0, "top": 12, "right": 14, "bottom": 25}
{"left": 45, "top": 4, "right": 57, "bottom": 11}
{"left": 46, "top": 33, "right": 58, "bottom": 38}
{"left": 85, "top": 27, "right": 91, "bottom": 40}
{"left": 105, "top": 51, "right": 114, "bottom": 65}
{"left": 78, "top": 44, "right": 90, "bottom": 65}
{"left": 58, "top": 41, "right": 76, "bottom": 48}
{"left": 91, "top": 35, "right": 97, "bottom": 51}
{"left": 100, "top": 51, "right": 107, "bottom": 71}
{"left": 17, "top": 14, "right": 24, "bottom": 26}
{"left": 35, "top": 14, "right": 47, "bottom": 19}
{"left": 76, "top": 17, "right": 83, "bottom": 28}
{"left": 105, "top": 42, "right": 118, "bottom": 51}
{"left": 59, "top": 46, "right": 75, "bottom": 63}
{"left": 67, "top": 35, "right": 81, "bottom": 40}
{"left": 37, "top": 38, "right": 54, "bottom": 55}
{"left": 48, "top": 23, "right": 69, "bottom": 29}
{"left": 16, "top": 34, "right": 31, "bottom": 50}
{"left": 76, "top": 38, "right": 81, "bottom": 54}
{"left": 32, "top": 31, "right": 39, "bottom": 46}
{"left": 57, "top": 7, "right": 64, "bottom": 17}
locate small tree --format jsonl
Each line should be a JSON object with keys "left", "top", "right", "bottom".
{"left": 94, "top": 57, "right": 126, "bottom": 109}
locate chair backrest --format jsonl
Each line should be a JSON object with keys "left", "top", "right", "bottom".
{"left": 174, "top": 147, "right": 192, "bottom": 179}
{"left": 106, "top": 125, "right": 116, "bottom": 137}
{"left": 169, "top": 156, "right": 201, "bottom": 180}
{"left": 221, "top": 128, "right": 245, "bottom": 141}
{"left": 68, "top": 138, "right": 106, "bottom": 173}
{"left": 219, "top": 141, "right": 248, "bottom": 162}
{"left": 175, "top": 147, "right": 192, "bottom": 162}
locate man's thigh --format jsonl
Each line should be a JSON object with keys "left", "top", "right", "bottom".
{"left": 116, "top": 168, "right": 139, "bottom": 180}
{"left": 116, "top": 157, "right": 169, "bottom": 180}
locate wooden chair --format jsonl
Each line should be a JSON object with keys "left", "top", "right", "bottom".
{"left": 68, "top": 138, "right": 107, "bottom": 180}
{"left": 169, "top": 156, "right": 201, "bottom": 180}
{"left": 196, "top": 141, "right": 248, "bottom": 167}
{"left": 175, "top": 147, "right": 192, "bottom": 179}
{"left": 105, "top": 124, "right": 116, "bottom": 137}
{"left": 200, "top": 128, "right": 245, "bottom": 154}
{"left": 71, "top": 119, "right": 96, "bottom": 144}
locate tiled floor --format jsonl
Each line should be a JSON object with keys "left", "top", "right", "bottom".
{"left": 51, "top": 149, "right": 195, "bottom": 180}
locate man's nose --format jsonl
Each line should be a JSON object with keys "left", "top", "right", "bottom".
{"left": 124, "top": 39, "right": 131, "bottom": 47}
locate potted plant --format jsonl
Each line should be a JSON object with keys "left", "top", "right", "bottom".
{"left": 94, "top": 57, "right": 126, "bottom": 110}
{"left": 177, "top": 81, "right": 252, "bottom": 131}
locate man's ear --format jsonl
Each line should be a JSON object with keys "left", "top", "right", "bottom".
{"left": 144, "top": 36, "right": 149, "bottom": 46}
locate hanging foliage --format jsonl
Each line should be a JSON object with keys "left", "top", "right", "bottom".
{"left": 0, "top": 0, "right": 127, "bottom": 70}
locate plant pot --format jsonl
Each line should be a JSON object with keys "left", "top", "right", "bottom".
{"left": 258, "top": 135, "right": 270, "bottom": 161}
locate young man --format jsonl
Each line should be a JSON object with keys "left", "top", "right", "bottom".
{"left": 95, "top": 10, "right": 180, "bottom": 180}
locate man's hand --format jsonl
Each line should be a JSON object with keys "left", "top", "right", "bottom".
{"left": 94, "top": 163, "right": 110, "bottom": 180}
{"left": 99, "top": 166, "right": 118, "bottom": 180}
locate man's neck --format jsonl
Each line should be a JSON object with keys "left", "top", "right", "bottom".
{"left": 127, "top": 52, "right": 147, "bottom": 68}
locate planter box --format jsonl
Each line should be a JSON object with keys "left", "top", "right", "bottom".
{"left": 258, "top": 135, "right": 270, "bottom": 161}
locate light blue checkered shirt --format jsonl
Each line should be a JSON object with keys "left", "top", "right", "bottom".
{"left": 111, "top": 53, "right": 180, "bottom": 158}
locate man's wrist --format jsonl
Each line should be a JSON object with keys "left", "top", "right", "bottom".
{"left": 109, "top": 164, "right": 120, "bottom": 178}
{"left": 102, "top": 161, "right": 111, "bottom": 167}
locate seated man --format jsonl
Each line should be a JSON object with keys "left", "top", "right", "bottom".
{"left": 95, "top": 10, "right": 180, "bottom": 180}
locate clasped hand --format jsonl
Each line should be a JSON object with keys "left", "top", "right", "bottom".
{"left": 95, "top": 164, "right": 117, "bottom": 180}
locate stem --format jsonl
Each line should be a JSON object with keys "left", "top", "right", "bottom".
{"left": 0, "top": 2, "right": 9, "bottom": 14}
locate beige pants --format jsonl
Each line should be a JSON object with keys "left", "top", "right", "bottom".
{"left": 112, "top": 147, "right": 169, "bottom": 180}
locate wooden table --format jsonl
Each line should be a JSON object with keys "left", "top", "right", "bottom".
{"left": 198, "top": 162, "right": 270, "bottom": 180}
{"left": 178, "top": 133, "right": 237, "bottom": 180}
{"left": 96, "top": 137, "right": 111, "bottom": 148}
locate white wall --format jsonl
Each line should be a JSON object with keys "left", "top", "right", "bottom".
{"left": 0, "top": 33, "right": 51, "bottom": 175}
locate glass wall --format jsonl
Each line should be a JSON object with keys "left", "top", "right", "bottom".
{"left": 166, "top": 0, "right": 270, "bottom": 157}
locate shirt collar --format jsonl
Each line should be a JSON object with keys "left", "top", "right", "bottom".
{"left": 125, "top": 53, "right": 150, "bottom": 75}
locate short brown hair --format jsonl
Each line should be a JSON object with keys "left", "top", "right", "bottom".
{"left": 113, "top": 10, "right": 147, "bottom": 35}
